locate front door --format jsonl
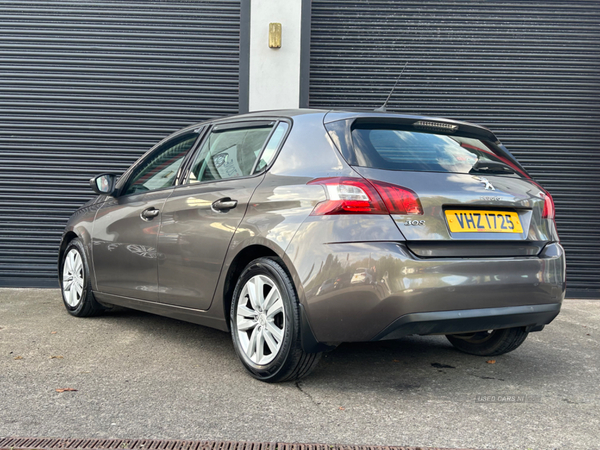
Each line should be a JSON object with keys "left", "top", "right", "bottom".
{"left": 92, "top": 191, "right": 170, "bottom": 300}
{"left": 92, "top": 131, "right": 200, "bottom": 300}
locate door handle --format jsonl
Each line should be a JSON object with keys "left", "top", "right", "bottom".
{"left": 212, "top": 198, "right": 238, "bottom": 212}
{"left": 140, "top": 207, "right": 160, "bottom": 221}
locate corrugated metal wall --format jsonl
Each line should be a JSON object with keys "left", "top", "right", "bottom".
{"left": 0, "top": 0, "right": 241, "bottom": 287}
{"left": 309, "top": 0, "right": 600, "bottom": 296}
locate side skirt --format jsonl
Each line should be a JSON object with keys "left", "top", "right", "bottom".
{"left": 94, "top": 291, "right": 229, "bottom": 332}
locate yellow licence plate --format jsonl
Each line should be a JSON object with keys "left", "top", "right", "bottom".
{"left": 445, "top": 210, "right": 523, "bottom": 233}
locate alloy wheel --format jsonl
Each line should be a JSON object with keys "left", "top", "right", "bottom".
{"left": 236, "top": 274, "right": 285, "bottom": 365}
{"left": 62, "top": 248, "right": 84, "bottom": 307}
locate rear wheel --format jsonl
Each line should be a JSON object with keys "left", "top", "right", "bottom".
{"left": 60, "top": 238, "right": 104, "bottom": 317}
{"left": 446, "top": 327, "right": 529, "bottom": 356}
{"left": 230, "top": 257, "right": 321, "bottom": 382}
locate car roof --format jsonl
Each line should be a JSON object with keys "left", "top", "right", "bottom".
{"left": 180, "top": 108, "right": 498, "bottom": 142}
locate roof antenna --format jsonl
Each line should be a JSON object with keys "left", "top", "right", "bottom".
{"left": 374, "top": 61, "right": 409, "bottom": 112}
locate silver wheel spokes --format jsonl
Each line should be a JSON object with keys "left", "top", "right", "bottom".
{"left": 62, "top": 248, "right": 84, "bottom": 307}
{"left": 236, "top": 274, "right": 285, "bottom": 365}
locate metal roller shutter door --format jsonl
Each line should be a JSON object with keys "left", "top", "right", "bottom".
{"left": 309, "top": 0, "right": 600, "bottom": 296}
{"left": 0, "top": 0, "right": 241, "bottom": 287}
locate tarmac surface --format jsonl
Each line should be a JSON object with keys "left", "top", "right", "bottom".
{"left": 0, "top": 289, "right": 598, "bottom": 450}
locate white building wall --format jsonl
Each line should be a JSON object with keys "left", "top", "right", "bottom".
{"left": 248, "top": 0, "right": 302, "bottom": 111}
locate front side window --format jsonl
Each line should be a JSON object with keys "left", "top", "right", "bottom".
{"left": 188, "top": 124, "right": 275, "bottom": 183}
{"left": 123, "top": 133, "right": 199, "bottom": 196}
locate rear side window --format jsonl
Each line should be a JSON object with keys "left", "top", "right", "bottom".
{"left": 350, "top": 124, "right": 525, "bottom": 177}
{"left": 188, "top": 124, "right": 274, "bottom": 183}
{"left": 254, "top": 122, "right": 289, "bottom": 173}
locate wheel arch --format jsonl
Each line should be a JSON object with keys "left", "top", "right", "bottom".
{"left": 58, "top": 230, "right": 79, "bottom": 279}
{"left": 222, "top": 244, "right": 279, "bottom": 329}
{"left": 58, "top": 228, "right": 95, "bottom": 288}
{"left": 220, "top": 242, "right": 331, "bottom": 354}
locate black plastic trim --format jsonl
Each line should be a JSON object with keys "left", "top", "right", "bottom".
{"left": 213, "top": 120, "right": 276, "bottom": 132}
{"left": 299, "top": 303, "right": 337, "bottom": 353}
{"left": 406, "top": 240, "right": 545, "bottom": 258}
{"left": 372, "top": 303, "right": 562, "bottom": 341}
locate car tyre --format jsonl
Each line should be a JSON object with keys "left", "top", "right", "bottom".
{"left": 230, "top": 257, "right": 321, "bottom": 382}
{"left": 60, "top": 238, "right": 104, "bottom": 317}
{"left": 446, "top": 327, "right": 529, "bottom": 356}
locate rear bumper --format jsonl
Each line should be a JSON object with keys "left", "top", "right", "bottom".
{"left": 291, "top": 241, "right": 566, "bottom": 344}
{"left": 372, "top": 303, "right": 561, "bottom": 341}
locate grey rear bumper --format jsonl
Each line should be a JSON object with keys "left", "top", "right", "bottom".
{"left": 293, "top": 240, "right": 565, "bottom": 343}
{"left": 372, "top": 303, "right": 561, "bottom": 341}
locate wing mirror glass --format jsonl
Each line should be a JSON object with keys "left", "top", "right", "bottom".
{"left": 89, "top": 173, "right": 116, "bottom": 195}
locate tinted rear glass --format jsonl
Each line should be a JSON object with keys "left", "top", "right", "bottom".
{"left": 351, "top": 125, "right": 525, "bottom": 177}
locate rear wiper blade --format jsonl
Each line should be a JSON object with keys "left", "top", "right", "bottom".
{"left": 469, "top": 166, "right": 514, "bottom": 174}
{"left": 469, "top": 157, "right": 515, "bottom": 175}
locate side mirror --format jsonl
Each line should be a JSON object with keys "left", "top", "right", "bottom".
{"left": 89, "top": 173, "right": 116, "bottom": 196}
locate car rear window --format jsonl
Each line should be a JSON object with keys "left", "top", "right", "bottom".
{"left": 350, "top": 124, "right": 526, "bottom": 177}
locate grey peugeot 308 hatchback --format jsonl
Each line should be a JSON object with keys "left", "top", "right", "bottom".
{"left": 58, "top": 109, "right": 566, "bottom": 382}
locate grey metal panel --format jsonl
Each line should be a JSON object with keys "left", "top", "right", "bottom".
{"left": 0, "top": 0, "right": 241, "bottom": 286}
{"left": 309, "top": 0, "right": 600, "bottom": 293}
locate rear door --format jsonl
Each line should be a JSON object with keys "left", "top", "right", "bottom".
{"left": 156, "top": 120, "right": 289, "bottom": 309}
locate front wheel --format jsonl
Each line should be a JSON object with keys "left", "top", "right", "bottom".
{"left": 60, "top": 238, "right": 104, "bottom": 317}
{"left": 446, "top": 327, "right": 529, "bottom": 356}
{"left": 230, "top": 257, "right": 321, "bottom": 382}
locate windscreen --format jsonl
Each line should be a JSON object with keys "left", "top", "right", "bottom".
{"left": 350, "top": 124, "right": 526, "bottom": 177}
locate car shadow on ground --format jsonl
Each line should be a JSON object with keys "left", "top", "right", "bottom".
{"left": 96, "top": 305, "right": 568, "bottom": 395}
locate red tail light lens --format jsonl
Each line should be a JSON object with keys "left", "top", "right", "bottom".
{"left": 308, "top": 177, "right": 387, "bottom": 215}
{"left": 528, "top": 180, "right": 556, "bottom": 220}
{"left": 308, "top": 177, "right": 423, "bottom": 216}
{"left": 541, "top": 192, "right": 555, "bottom": 219}
{"left": 369, "top": 180, "right": 423, "bottom": 215}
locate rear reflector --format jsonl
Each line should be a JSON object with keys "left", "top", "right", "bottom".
{"left": 308, "top": 177, "right": 423, "bottom": 216}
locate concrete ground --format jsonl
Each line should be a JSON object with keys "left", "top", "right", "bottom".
{"left": 0, "top": 289, "right": 598, "bottom": 450}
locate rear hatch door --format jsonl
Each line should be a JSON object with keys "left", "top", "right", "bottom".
{"left": 327, "top": 116, "right": 557, "bottom": 257}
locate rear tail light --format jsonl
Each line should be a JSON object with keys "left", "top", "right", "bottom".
{"left": 529, "top": 180, "right": 556, "bottom": 220}
{"left": 307, "top": 177, "right": 387, "bottom": 215}
{"left": 369, "top": 180, "right": 423, "bottom": 215}
{"left": 541, "top": 192, "right": 555, "bottom": 220}
{"left": 308, "top": 177, "right": 423, "bottom": 216}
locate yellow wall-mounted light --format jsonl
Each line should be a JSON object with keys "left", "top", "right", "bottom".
{"left": 269, "top": 22, "right": 282, "bottom": 48}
